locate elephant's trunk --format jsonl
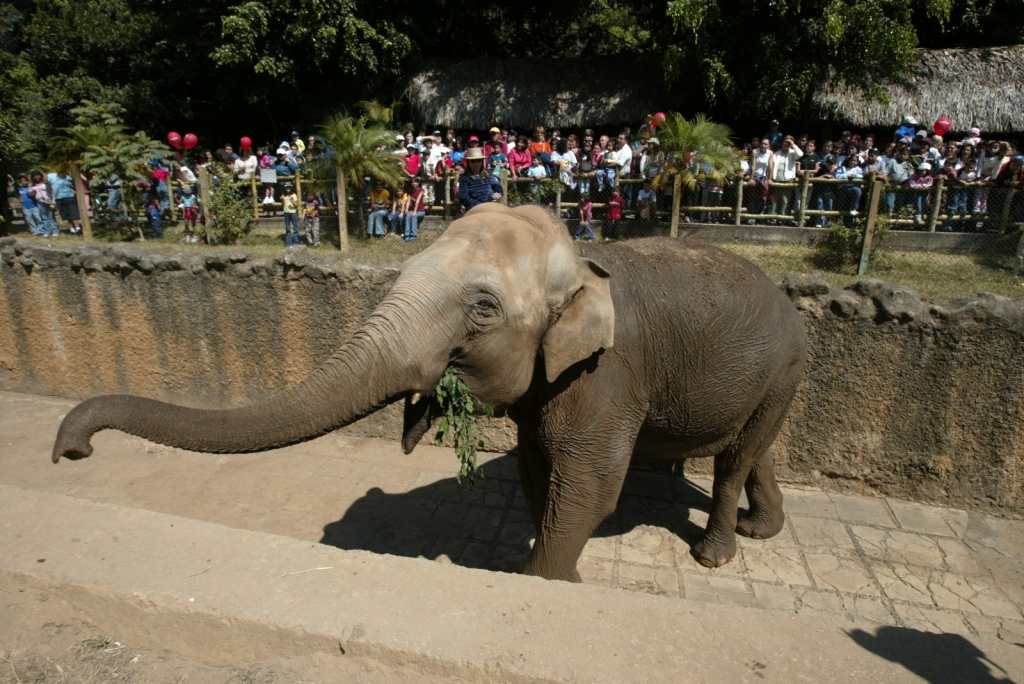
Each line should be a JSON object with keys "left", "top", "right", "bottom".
{"left": 52, "top": 276, "right": 457, "bottom": 462}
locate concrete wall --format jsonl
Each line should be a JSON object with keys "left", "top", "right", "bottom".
{"left": 2, "top": 237, "right": 1022, "bottom": 513}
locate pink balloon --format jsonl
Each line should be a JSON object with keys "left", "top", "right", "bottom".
{"left": 240, "top": 136, "right": 253, "bottom": 150}
{"left": 167, "top": 131, "right": 182, "bottom": 149}
{"left": 653, "top": 112, "right": 667, "bottom": 124}
{"left": 183, "top": 133, "right": 198, "bottom": 150}
{"left": 933, "top": 117, "right": 952, "bottom": 137}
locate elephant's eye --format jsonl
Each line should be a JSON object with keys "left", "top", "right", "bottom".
{"left": 466, "top": 291, "right": 503, "bottom": 325}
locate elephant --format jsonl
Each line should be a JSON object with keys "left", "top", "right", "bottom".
{"left": 52, "top": 203, "right": 807, "bottom": 579}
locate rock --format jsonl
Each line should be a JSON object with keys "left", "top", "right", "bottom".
{"left": 0, "top": 236, "right": 16, "bottom": 247}
{"left": 137, "top": 258, "right": 155, "bottom": 274}
{"left": 783, "top": 272, "right": 830, "bottom": 298}
{"left": 227, "top": 253, "right": 248, "bottom": 263}
{"left": 847, "top": 279, "right": 886, "bottom": 299}
{"left": 155, "top": 256, "right": 182, "bottom": 272}
{"left": 828, "top": 291, "right": 874, "bottom": 319}
{"left": 874, "top": 284, "right": 925, "bottom": 324}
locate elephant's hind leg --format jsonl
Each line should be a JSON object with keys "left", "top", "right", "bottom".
{"left": 692, "top": 386, "right": 793, "bottom": 568}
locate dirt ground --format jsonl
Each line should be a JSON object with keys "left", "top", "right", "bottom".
{"left": 0, "top": 583, "right": 468, "bottom": 684}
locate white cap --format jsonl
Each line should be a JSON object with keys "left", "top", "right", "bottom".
{"left": 918, "top": 162, "right": 932, "bottom": 171}
{"left": 969, "top": 127, "right": 981, "bottom": 136}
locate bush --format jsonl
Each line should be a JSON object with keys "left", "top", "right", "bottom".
{"left": 814, "top": 213, "right": 889, "bottom": 273}
{"left": 204, "top": 171, "right": 254, "bottom": 244}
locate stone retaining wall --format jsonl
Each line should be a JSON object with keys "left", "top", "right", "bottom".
{"left": 2, "top": 237, "right": 1021, "bottom": 512}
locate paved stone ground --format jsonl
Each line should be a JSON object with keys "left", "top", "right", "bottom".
{"left": 3, "top": 391, "right": 1023, "bottom": 650}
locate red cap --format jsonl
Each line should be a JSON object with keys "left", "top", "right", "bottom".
{"left": 468, "top": 134, "right": 480, "bottom": 142}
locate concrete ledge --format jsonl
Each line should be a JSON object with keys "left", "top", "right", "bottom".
{"left": 6, "top": 483, "right": 1019, "bottom": 682}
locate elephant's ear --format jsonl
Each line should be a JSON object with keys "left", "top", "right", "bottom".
{"left": 542, "top": 258, "right": 615, "bottom": 383}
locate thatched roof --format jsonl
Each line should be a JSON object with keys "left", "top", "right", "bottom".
{"left": 406, "top": 59, "right": 660, "bottom": 129}
{"left": 814, "top": 45, "right": 1024, "bottom": 133}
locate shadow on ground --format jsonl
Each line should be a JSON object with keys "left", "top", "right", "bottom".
{"left": 320, "top": 451, "right": 710, "bottom": 573}
{"left": 848, "top": 626, "right": 1017, "bottom": 683}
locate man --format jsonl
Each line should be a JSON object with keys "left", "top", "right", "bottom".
{"left": 765, "top": 119, "right": 783, "bottom": 150}
{"left": 798, "top": 141, "right": 821, "bottom": 175}
{"left": 47, "top": 170, "right": 82, "bottom": 234}
{"left": 884, "top": 148, "right": 914, "bottom": 214}
{"left": 599, "top": 133, "right": 633, "bottom": 193}
{"left": 458, "top": 147, "right": 501, "bottom": 211}
{"left": 769, "top": 135, "right": 802, "bottom": 218}
{"left": 233, "top": 148, "right": 258, "bottom": 181}
{"left": 484, "top": 127, "right": 507, "bottom": 158}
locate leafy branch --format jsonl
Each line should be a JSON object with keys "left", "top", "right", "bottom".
{"left": 432, "top": 368, "right": 492, "bottom": 484}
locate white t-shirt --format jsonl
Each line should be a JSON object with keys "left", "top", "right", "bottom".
{"left": 233, "top": 155, "right": 258, "bottom": 180}
{"left": 771, "top": 145, "right": 803, "bottom": 182}
{"left": 752, "top": 151, "right": 772, "bottom": 180}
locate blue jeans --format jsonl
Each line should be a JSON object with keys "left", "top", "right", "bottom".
{"left": 404, "top": 211, "right": 425, "bottom": 240}
{"left": 284, "top": 212, "right": 301, "bottom": 245}
{"left": 814, "top": 191, "right": 834, "bottom": 227}
{"left": 107, "top": 188, "right": 122, "bottom": 210}
{"left": 149, "top": 216, "right": 162, "bottom": 238}
{"left": 37, "top": 204, "right": 59, "bottom": 236}
{"left": 368, "top": 209, "right": 388, "bottom": 236}
{"left": 575, "top": 221, "right": 595, "bottom": 240}
{"left": 596, "top": 168, "right": 617, "bottom": 191}
{"left": 914, "top": 193, "right": 928, "bottom": 217}
{"left": 23, "top": 206, "right": 43, "bottom": 235}
{"left": 388, "top": 211, "right": 403, "bottom": 234}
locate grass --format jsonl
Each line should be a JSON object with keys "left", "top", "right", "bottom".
{"left": 9, "top": 220, "right": 1022, "bottom": 304}
{"left": 719, "top": 242, "right": 1024, "bottom": 303}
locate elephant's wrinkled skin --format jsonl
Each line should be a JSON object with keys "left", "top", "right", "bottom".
{"left": 53, "top": 204, "right": 806, "bottom": 578}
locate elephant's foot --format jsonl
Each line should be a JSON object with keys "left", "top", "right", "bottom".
{"left": 735, "top": 509, "right": 785, "bottom": 539}
{"left": 691, "top": 535, "right": 737, "bottom": 568}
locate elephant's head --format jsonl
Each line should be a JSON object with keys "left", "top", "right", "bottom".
{"left": 52, "top": 203, "right": 615, "bottom": 462}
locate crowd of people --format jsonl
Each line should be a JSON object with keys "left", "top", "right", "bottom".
{"left": 10, "top": 116, "right": 1024, "bottom": 244}
{"left": 739, "top": 117, "right": 1024, "bottom": 230}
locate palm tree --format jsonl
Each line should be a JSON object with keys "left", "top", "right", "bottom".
{"left": 319, "top": 114, "right": 405, "bottom": 252}
{"left": 47, "top": 100, "right": 127, "bottom": 239}
{"left": 655, "top": 114, "right": 739, "bottom": 236}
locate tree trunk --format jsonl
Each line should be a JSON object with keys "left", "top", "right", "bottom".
{"left": 335, "top": 166, "right": 349, "bottom": 252}
{"left": 72, "top": 163, "right": 93, "bottom": 240}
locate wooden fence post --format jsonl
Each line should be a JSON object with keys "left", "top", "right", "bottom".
{"left": 998, "top": 187, "right": 1016, "bottom": 234}
{"left": 335, "top": 167, "right": 349, "bottom": 253}
{"left": 251, "top": 172, "right": 260, "bottom": 220}
{"left": 858, "top": 177, "right": 883, "bottom": 276}
{"left": 71, "top": 163, "right": 92, "bottom": 240}
{"left": 796, "top": 171, "right": 810, "bottom": 228}
{"left": 500, "top": 171, "right": 509, "bottom": 206}
{"left": 555, "top": 181, "right": 562, "bottom": 219}
{"left": 197, "top": 165, "right": 213, "bottom": 244}
{"left": 295, "top": 172, "right": 304, "bottom": 220}
{"left": 670, "top": 173, "right": 682, "bottom": 238}
{"left": 733, "top": 178, "right": 744, "bottom": 226}
{"left": 443, "top": 170, "right": 451, "bottom": 220}
{"left": 926, "top": 176, "right": 945, "bottom": 233}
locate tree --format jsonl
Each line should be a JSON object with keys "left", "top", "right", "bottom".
{"left": 318, "top": 114, "right": 405, "bottom": 252}
{"left": 655, "top": 113, "right": 738, "bottom": 237}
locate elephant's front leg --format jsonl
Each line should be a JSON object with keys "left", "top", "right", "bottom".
{"left": 522, "top": 424, "right": 640, "bottom": 582}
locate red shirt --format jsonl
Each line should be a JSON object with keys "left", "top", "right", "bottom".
{"left": 409, "top": 188, "right": 425, "bottom": 213}
{"left": 608, "top": 195, "right": 623, "bottom": 220}
{"left": 507, "top": 147, "right": 532, "bottom": 174}
{"left": 405, "top": 153, "right": 421, "bottom": 176}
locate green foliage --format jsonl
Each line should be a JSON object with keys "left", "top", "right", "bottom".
{"left": 318, "top": 114, "right": 405, "bottom": 189}
{"left": 211, "top": 0, "right": 412, "bottom": 85}
{"left": 657, "top": 113, "right": 738, "bottom": 191}
{"left": 204, "top": 172, "right": 255, "bottom": 244}
{"left": 814, "top": 212, "right": 890, "bottom": 273}
{"left": 432, "top": 368, "right": 493, "bottom": 484}
{"left": 82, "top": 130, "right": 169, "bottom": 239}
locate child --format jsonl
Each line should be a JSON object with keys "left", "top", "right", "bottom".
{"left": 262, "top": 184, "right": 275, "bottom": 205}
{"left": 389, "top": 183, "right": 410, "bottom": 236}
{"left": 488, "top": 145, "right": 508, "bottom": 180}
{"left": 303, "top": 192, "right": 320, "bottom": 246}
{"left": 575, "top": 193, "right": 595, "bottom": 241}
{"left": 908, "top": 162, "right": 934, "bottom": 223}
{"left": 28, "top": 171, "right": 58, "bottom": 237}
{"left": 179, "top": 187, "right": 200, "bottom": 243}
{"left": 636, "top": 180, "right": 657, "bottom": 220}
{"left": 146, "top": 197, "right": 163, "bottom": 238}
{"left": 17, "top": 174, "right": 42, "bottom": 236}
{"left": 280, "top": 182, "right": 300, "bottom": 247}
{"left": 606, "top": 189, "right": 623, "bottom": 240}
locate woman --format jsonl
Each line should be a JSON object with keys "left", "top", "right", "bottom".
{"left": 553, "top": 137, "right": 577, "bottom": 190}
{"left": 507, "top": 136, "right": 532, "bottom": 178}
{"left": 457, "top": 147, "right": 502, "bottom": 211}
{"left": 403, "top": 178, "right": 426, "bottom": 241}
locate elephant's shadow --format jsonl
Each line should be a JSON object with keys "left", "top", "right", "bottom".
{"left": 319, "top": 451, "right": 712, "bottom": 573}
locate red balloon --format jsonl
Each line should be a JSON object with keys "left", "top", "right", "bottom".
{"left": 933, "top": 117, "right": 952, "bottom": 137}
{"left": 240, "top": 136, "right": 253, "bottom": 150}
{"left": 167, "top": 131, "right": 182, "bottom": 149}
{"left": 653, "top": 112, "right": 667, "bottom": 124}
{"left": 183, "top": 133, "right": 198, "bottom": 150}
